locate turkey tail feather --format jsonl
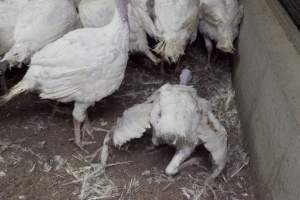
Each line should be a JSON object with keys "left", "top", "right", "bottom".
{"left": 0, "top": 80, "right": 29, "bottom": 106}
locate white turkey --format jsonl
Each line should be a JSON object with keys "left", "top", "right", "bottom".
{"left": 79, "top": 0, "right": 115, "bottom": 28}
{"left": 0, "top": 0, "right": 130, "bottom": 150}
{"left": 153, "top": 0, "right": 200, "bottom": 63}
{"left": 0, "top": 0, "right": 80, "bottom": 93}
{"left": 0, "top": 0, "right": 29, "bottom": 92}
{"left": 78, "top": 0, "right": 160, "bottom": 64}
{"left": 0, "top": 0, "right": 29, "bottom": 55}
{"left": 113, "top": 69, "right": 227, "bottom": 180}
{"left": 198, "top": 0, "right": 243, "bottom": 67}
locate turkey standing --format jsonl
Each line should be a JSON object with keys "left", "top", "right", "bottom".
{"left": 0, "top": 0, "right": 130, "bottom": 150}
{"left": 113, "top": 69, "right": 227, "bottom": 180}
{"left": 0, "top": 0, "right": 29, "bottom": 93}
{"left": 153, "top": 0, "right": 200, "bottom": 63}
{"left": 0, "top": 0, "right": 80, "bottom": 93}
{"left": 198, "top": 0, "right": 243, "bottom": 68}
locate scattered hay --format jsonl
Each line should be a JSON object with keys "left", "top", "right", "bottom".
{"left": 143, "top": 167, "right": 177, "bottom": 185}
{"left": 181, "top": 184, "right": 206, "bottom": 200}
{"left": 64, "top": 132, "right": 123, "bottom": 200}
{"left": 119, "top": 177, "right": 141, "bottom": 200}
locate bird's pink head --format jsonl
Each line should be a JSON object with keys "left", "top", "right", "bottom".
{"left": 179, "top": 68, "right": 192, "bottom": 85}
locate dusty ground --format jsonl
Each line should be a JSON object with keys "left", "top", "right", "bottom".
{"left": 0, "top": 40, "right": 256, "bottom": 200}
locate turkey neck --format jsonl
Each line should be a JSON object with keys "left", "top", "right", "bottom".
{"left": 115, "top": 0, "right": 129, "bottom": 22}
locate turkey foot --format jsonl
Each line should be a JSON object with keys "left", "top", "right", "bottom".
{"left": 204, "top": 37, "right": 213, "bottom": 71}
{"left": 73, "top": 118, "right": 95, "bottom": 152}
{"left": 82, "top": 117, "right": 94, "bottom": 139}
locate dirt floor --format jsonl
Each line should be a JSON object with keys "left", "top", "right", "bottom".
{"left": 0, "top": 40, "right": 256, "bottom": 200}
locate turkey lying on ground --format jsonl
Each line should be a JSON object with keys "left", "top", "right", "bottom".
{"left": 0, "top": 0, "right": 80, "bottom": 93}
{"left": 198, "top": 0, "right": 243, "bottom": 68}
{"left": 113, "top": 69, "right": 227, "bottom": 180}
{"left": 0, "top": 0, "right": 29, "bottom": 93}
{"left": 78, "top": 0, "right": 160, "bottom": 65}
{"left": 0, "top": 0, "right": 130, "bottom": 150}
{"left": 153, "top": 0, "right": 200, "bottom": 63}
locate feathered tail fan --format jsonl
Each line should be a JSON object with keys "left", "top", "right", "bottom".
{"left": 154, "top": 39, "right": 185, "bottom": 63}
{"left": 0, "top": 80, "right": 29, "bottom": 106}
{"left": 113, "top": 103, "right": 153, "bottom": 147}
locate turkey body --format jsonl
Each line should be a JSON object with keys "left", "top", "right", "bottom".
{"left": 1, "top": 0, "right": 130, "bottom": 149}
{"left": 198, "top": 0, "right": 243, "bottom": 65}
{"left": 113, "top": 83, "right": 227, "bottom": 179}
{"left": 78, "top": 0, "right": 159, "bottom": 64}
{"left": 79, "top": 0, "right": 115, "bottom": 28}
{"left": 153, "top": 0, "right": 200, "bottom": 63}
{"left": 0, "top": 0, "right": 29, "bottom": 92}
{"left": 0, "top": 0, "right": 29, "bottom": 55}
{"left": 2, "top": 0, "right": 80, "bottom": 66}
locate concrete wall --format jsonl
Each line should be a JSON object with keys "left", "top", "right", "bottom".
{"left": 233, "top": 0, "right": 300, "bottom": 199}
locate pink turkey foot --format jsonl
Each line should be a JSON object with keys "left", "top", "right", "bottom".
{"left": 82, "top": 117, "right": 95, "bottom": 139}
{"left": 73, "top": 118, "right": 95, "bottom": 153}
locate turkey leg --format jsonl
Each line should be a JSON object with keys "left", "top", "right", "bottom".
{"left": 204, "top": 37, "right": 213, "bottom": 70}
{"left": 165, "top": 147, "right": 194, "bottom": 176}
{"left": 0, "top": 61, "right": 8, "bottom": 94}
{"left": 82, "top": 115, "right": 95, "bottom": 139}
{"left": 72, "top": 102, "right": 95, "bottom": 151}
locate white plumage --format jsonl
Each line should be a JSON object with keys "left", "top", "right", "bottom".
{"left": 113, "top": 71, "right": 227, "bottom": 179}
{"left": 0, "top": 0, "right": 29, "bottom": 55}
{"left": 72, "top": 0, "right": 82, "bottom": 6}
{"left": 2, "top": 0, "right": 80, "bottom": 66}
{"left": 79, "top": 0, "right": 115, "bottom": 28}
{"left": 153, "top": 0, "right": 200, "bottom": 63}
{"left": 198, "top": 0, "right": 243, "bottom": 65}
{"left": 78, "top": 0, "right": 160, "bottom": 64}
{"left": 0, "top": 0, "right": 29, "bottom": 92}
{"left": 1, "top": 0, "right": 130, "bottom": 149}
{"left": 128, "top": 0, "right": 160, "bottom": 64}
{"left": 113, "top": 103, "right": 153, "bottom": 146}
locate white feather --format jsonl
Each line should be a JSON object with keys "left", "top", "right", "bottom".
{"left": 113, "top": 83, "right": 227, "bottom": 178}
{"left": 154, "top": 0, "right": 200, "bottom": 62}
{"left": 198, "top": 0, "right": 243, "bottom": 52}
{"left": 78, "top": 0, "right": 159, "bottom": 64}
{"left": 79, "top": 0, "right": 115, "bottom": 28}
{"left": 113, "top": 103, "right": 153, "bottom": 146}
{"left": 3, "top": 0, "right": 130, "bottom": 124}
{"left": 0, "top": 0, "right": 29, "bottom": 55}
{"left": 3, "top": 0, "right": 80, "bottom": 65}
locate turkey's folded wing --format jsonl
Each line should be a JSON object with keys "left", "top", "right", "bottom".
{"left": 197, "top": 103, "right": 227, "bottom": 179}
{"left": 113, "top": 103, "right": 154, "bottom": 147}
{"left": 29, "top": 29, "right": 121, "bottom": 101}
